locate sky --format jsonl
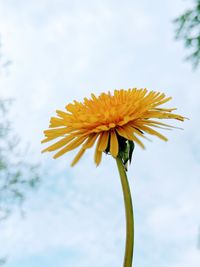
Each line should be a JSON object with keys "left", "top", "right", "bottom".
{"left": 0, "top": 0, "right": 200, "bottom": 267}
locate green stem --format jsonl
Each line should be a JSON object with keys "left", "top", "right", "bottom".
{"left": 116, "top": 156, "right": 134, "bottom": 267}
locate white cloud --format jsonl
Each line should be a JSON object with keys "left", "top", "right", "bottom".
{"left": 168, "top": 249, "right": 200, "bottom": 267}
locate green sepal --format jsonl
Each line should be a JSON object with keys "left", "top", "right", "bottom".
{"left": 128, "top": 140, "right": 135, "bottom": 164}
{"left": 119, "top": 139, "right": 135, "bottom": 171}
{"left": 104, "top": 132, "right": 135, "bottom": 171}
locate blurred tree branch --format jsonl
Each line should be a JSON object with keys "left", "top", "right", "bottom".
{"left": 174, "top": 0, "right": 200, "bottom": 68}
{"left": 0, "top": 40, "right": 41, "bottom": 265}
{"left": 0, "top": 258, "right": 6, "bottom": 267}
{"left": 0, "top": 36, "right": 11, "bottom": 75}
{"left": 0, "top": 98, "right": 40, "bottom": 220}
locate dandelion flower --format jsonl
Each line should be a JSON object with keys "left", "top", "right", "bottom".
{"left": 42, "top": 88, "right": 184, "bottom": 166}
{"left": 42, "top": 88, "right": 185, "bottom": 267}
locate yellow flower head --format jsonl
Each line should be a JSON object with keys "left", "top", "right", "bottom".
{"left": 42, "top": 88, "right": 185, "bottom": 166}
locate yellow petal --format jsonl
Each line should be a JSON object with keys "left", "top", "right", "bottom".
{"left": 56, "top": 110, "right": 71, "bottom": 119}
{"left": 154, "top": 108, "right": 177, "bottom": 112}
{"left": 116, "top": 125, "right": 146, "bottom": 148}
{"left": 116, "top": 127, "right": 129, "bottom": 139}
{"left": 142, "top": 120, "right": 181, "bottom": 129}
{"left": 41, "top": 136, "right": 59, "bottom": 144}
{"left": 94, "top": 134, "right": 104, "bottom": 165}
{"left": 42, "top": 135, "right": 75, "bottom": 153}
{"left": 110, "top": 131, "right": 119, "bottom": 157}
{"left": 53, "top": 136, "right": 87, "bottom": 159}
{"left": 94, "top": 149, "right": 102, "bottom": 166}
{"left": 44, "top": 127, "right": 70, "bottom": 137}
{"left": 49, "top": 117, "right": 66, "bottom": 127}
{"left": 131, "top": 134, "right": 145, "bottom": 149}
{"left": 71, "top": 148, "right": 86, "bottom": 167}
{"left": 131, "top": 127, "right": 151, "bottom": 141}
{"left": 116, "top": 125, "right": 135, "bottom": 141}
{"left": 153, "top": 97, "right": 172, "bottom": 107}
{"left": 98, "top": 132, "right": 109, "bottom": 152}
{"left": 94, "top": 125, "right": 109, "bottom": 132}
{"left": 138, "top": 125, "right": 168, "bottom": 141}
{"left": 70, "top": 134, "right": 99, "bottom": 166}
{"left": 83, "top": 134, "right": 98, "bottom": 149}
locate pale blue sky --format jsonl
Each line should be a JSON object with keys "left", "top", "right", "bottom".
{"left": 0, "top": 0, "right": 200, "bottom": 267}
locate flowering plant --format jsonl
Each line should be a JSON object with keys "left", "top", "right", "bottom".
{"left": 42, "top": 88, "right": 185, "bottom": 267}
